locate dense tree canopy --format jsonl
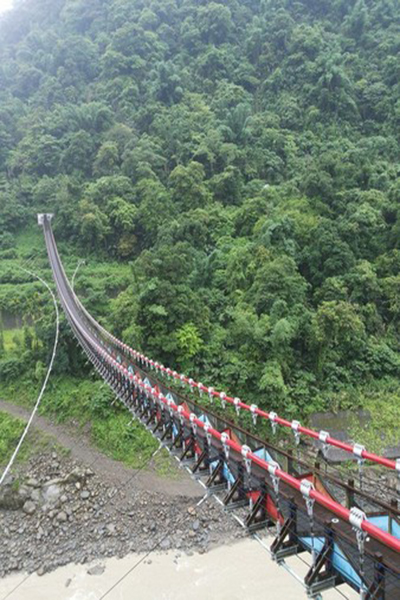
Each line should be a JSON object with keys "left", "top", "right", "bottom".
{"left": 1, "top": 0, "right": 400, "bottom": 415}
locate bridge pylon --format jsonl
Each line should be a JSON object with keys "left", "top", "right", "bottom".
{"left": 37, "top": 213, "right": 54, "bottom": 226}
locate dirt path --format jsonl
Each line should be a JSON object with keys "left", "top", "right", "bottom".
{"left": 0, "top": 399, "right": 201, "bottom": 498}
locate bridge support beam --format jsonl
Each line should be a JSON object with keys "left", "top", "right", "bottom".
{"left": 223, "top": 464, "right": 247, "bottom": 510}
{"left": 245, "top": 482, "right": 272, "bottom": 532}
{"left": 271, "top": 501, "right": 303, "bottom": 562}
{"left": 304, "top": 524, "right": 342, "bottom": 597}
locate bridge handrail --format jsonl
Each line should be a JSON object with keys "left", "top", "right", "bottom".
{"left": 92, "top": 338, "right": 400, "bottom": 556}
{"left": 109, "top": 337, "right": 400, "bottom": 474}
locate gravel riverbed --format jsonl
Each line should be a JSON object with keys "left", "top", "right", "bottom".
{"left": 0, "top": 451, "right": 243, "bottom": 578}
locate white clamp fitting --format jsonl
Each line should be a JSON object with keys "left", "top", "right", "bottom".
{"left": 177, "top": 405, "right": 185, "bottom": 424}
{"left": 250, "top": 404, "right": 258, "bottom": 426}
{"left": 269, "top": 412, "right": 278, "bottom": 434}
{"left": 300, "top": 479, "right": 315, "bottom": 518}
{"left": 204, "top": 423, "right": 212, "bottom": 446}
{"left": 396, "top": 458, "right": 400, "bottom": 474}
{"left": 241, "top": 445, "right": 252, "bottom": 474}
{"left": 180, "top": 374, "right": 186, "bottom": 387}
{"left": 154, "top": 362, "right": 159, "bottom": 370}
{"left": 319, "top": 430, "right": 329, "bottom": 444}
{"left": 353, "top": 444, "right": 365, "bottom": 466}
{"left": 166, "top": 368, "right": 172, "bottom": 379}
{"left": 291, "top": 420, "right": 301, "bottom": 445}
{"left": 233, "top": 397, "right": 241, "bottom": 416}
{"left": 221, "top": 432, "right": 230, "bottom": 459}
{"left": 167, "top": 397, "right": 174, "bottom": 416}
{"left": 188, "top": 378, "right": 194, "bottom": 392}
{"left": 267, "top": 461, "right": 279, "bottom": 477}
{"left": 220, "top": 392, "right": 227, "bottom": 409}
{"left": 189, "top": 413, "right": 197, "bottom": 434}
{"left": 349, "top": 507, "right": 366, "bottom": 531}
{"left": 208, "top": 387, "right": 214, "bottom": 403}
{"left": 353, "top": 443, "right": 365, "bottom": 460}
{"left": 349, "top": 507, "right": 368, "bottom": 557}
{"left": 198, "top": 383, "right": 204, "bottom": 396}
{"left": 267, "top": 461, "right": 280, "bottom": 494}
{"left": 300, "top": 479, "right": 314, "bottom": 498}
{"left": 172, "top": 371, "right": 178, "bottom": 380}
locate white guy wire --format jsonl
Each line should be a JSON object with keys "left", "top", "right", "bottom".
{"left": 0, "top": 266, "right": 59, "bottom": 486}
{"left": 71, "top": 259, "right": 85, "bottom": 292}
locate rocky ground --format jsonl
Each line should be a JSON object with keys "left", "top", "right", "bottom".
{"left": 2, "top": 401, "right": 396, "bottom": 582}
{"left": 0, "top": 450, "right": 243, "bottom": 578}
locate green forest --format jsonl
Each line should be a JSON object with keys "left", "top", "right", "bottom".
{"left": 1, "top": 0, "right": 400, "bottom": 433}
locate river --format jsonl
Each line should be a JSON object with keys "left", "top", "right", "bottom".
{"left": 0, "top": 538, "right": 358, "bottom": 600}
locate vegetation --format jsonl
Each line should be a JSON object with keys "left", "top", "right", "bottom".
{"left": 0, "top": 410, "right": 66, "bottom": 466}
{"left": 1, "top": 0, "right": 400, "bottom": 454}
{"left": 0, "top": 230, "right": 173, "bottom": 472}
{"left": 0, "top": 374, "right": 172, "bottom": 470}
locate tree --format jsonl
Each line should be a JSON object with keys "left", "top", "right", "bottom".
{"left": 93, "top": 141, "right": 120, "bottom": 176}
{"left": 197, "top": 3, "right": 233, "bottom": 45}
{"left": 312, "top": 300, "right": 365, "bottom": 375}
{"left": 61, "top": 130, "right": 95, "bottom": 175}
{"left": 78, "top": 200, "right": 110, "bottom": 250}
{"left": 175, "top": 322, "right": 203, "bottom": 364}
{"left": 169, "top": 161, "right": 210, "bottom": 210}
{"left": 250, "top": 255, "right": 308, "bottom": 314}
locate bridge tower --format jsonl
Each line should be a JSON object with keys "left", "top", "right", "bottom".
{"left": 37, "top": 213, "right": 54, "bottom": 225}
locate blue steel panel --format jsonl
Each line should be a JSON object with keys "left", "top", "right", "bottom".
{"left": 300, "top": 537, "right": 362, "bottom": 589}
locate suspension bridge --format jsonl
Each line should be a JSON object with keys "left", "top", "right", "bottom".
{"left": 39, "top": 213, "right": 400, "bottom": 599}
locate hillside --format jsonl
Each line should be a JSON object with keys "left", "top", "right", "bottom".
{"left": 1, "top": 0, "right": 400, "bottom": 433}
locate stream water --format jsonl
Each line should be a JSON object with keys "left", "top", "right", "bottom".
{"left": 0, "top": 538, "right": 358, "bottom": 600}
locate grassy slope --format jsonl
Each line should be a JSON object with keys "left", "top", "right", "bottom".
{"left": 0, "top": 375, "right": 167, "bottom": 469}
{"left": 0, "top": 410, "right": 69, "bottom": 468}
